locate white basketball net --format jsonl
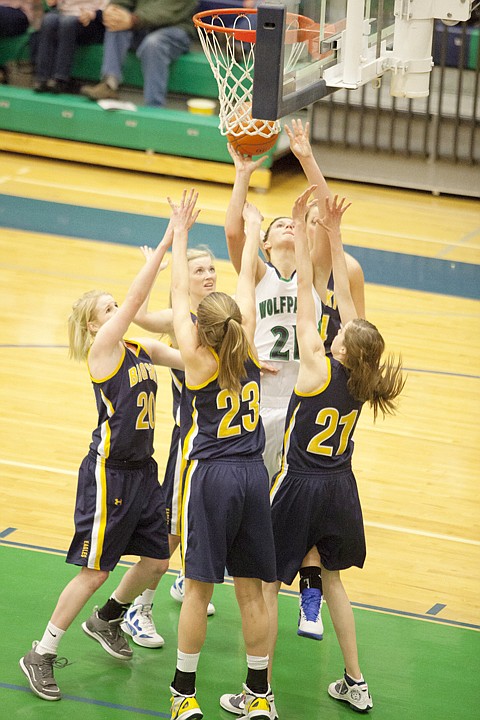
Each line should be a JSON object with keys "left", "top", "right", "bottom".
{"left": 195, "top": 13, "right": 281, "bottom": 137}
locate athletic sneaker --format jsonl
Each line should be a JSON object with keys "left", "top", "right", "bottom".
{"left": 121, "top": 603, "right": 165, "bottom": 648}
{"left": 170, "top": 687, "right": 203, "bottom": 719}
{"left": 82, "top": 607, "right": 133, "bottom": 659}
{"left": 328, "top": 672, "right": 373, "bottom": 712}
{"left": 219, "top": 685, "right": 278, "bottom": 719}
{"left": 80, "top": 81, "right": 119, "bottom": 101}
{"left": 170, "top": 574, "right": 216, "bottom": 616}
{"left": 19, "top": 641, "right": 61, "bottom": 701}
{"left": 297, "top": 587, "right": 324, "bottom": 640}
{"left": 244, "top": 688, "right": 272, "bottom": 720}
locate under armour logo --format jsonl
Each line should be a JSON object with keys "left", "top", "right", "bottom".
{"left": 114, "top": 498, "right": 123, "bottom": 505}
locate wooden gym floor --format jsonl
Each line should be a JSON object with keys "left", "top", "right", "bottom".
{"left": 0, "top": 149, "right": 479, "bottom": 719}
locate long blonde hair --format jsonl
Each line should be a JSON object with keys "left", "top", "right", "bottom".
{"left": 196, "top": 292, "right": 249, "bottom": 394}
{"left": 68, "top": 290, "right": 108, "bottom": 361}
{"left": 343, "top": 319, "right": 405, "bottom": 420}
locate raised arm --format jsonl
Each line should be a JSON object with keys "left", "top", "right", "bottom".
{"left": 133, "top": 240, "right": 174, "bottom": 335}
{"left": 317, "top": 196, "right": 357, "bottom": 325}
{"left": 89, "top": 225, "right": 174, "bottom": 374}
{"left": 169, "top": 190, "right": 201, "bottom": 365}
{"left": 285, "top": 119, "right": 332, "bottom": 206}
{"left": 293, "top": 187, "right": 327, "bottom": 389}
{"left": 285, "top": 119, "right": 332, "bottom": 295}
{"left": 136, "top": 337, "right": 184, "bottom": 371}
{"left": 236, "top": 201, "right": 263, "bottom": 348}
{"left": 225, "top": 144, "right": 266, "bottom": 282}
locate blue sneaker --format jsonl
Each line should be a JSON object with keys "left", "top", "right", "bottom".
{"left": 121, "top": 603, "right": 164, "bottom": 648}
{"left": 297, "top": 587, "right": 323, "bottom": 640}
{"left": 170, "top": 574, "right": 215, "bottom": 616}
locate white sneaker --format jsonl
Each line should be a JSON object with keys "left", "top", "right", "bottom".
{"left": 170, "top": 574, "right": 216, "bottom": 616}
{"left": 121, "top": 603, "right": 165, "bottom": 648}
{"left": 328, "top": 673, "right": 373, "bottom": 712}
{"left": 219, "top": 686, "right": 278, "bottom": 719}
{"left": 297, "top": 587, "right": 324, "bottom": 640}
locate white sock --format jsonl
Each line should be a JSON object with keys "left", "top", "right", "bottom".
{"left": 347, "top": 672, "right": 364, "bottom": 684}
{"left": 104, "top": 75, "right": 118, "bottom": 90}
{"left": 176, "top": 649, "right": 200, "bottom": 673}
{"left": 246, "top": 654, "right": 269, "bottom": 670}
{"left": 134, "top": 588, "right": 156, "bottom": 606}
{"left": 36, "top": 622, "right": 65, "bottom": 656}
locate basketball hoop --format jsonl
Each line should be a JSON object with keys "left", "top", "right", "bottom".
{"left": 193, "top": 8, "right": 319, "bottom": 138}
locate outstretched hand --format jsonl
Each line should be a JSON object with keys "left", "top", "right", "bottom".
{"left": 316, "top": 195, "right": 351, "bottom": 235}
{"left": 242, "top": 200, "right": 263, "bottom": 226}
{"left": 227, "top": 143, "right": 268, "bottom": 173}
{"left": 291, "top": 184, "right": 318, "bottom": 224}
{"left": 140, "top": 245, "right": 169, "bottom": 272}
{"left": 167, "top": 189, "right": 201, "bottom": 234}
{"left": 284, "top": 118, "right": 312, "bottom": 159}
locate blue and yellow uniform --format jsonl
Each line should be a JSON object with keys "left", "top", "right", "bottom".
{"left": 270, "top": 356, "right": 366, "bottom": 583}
{"left": 162, "top": 366, "right": 184, "bottom": 535}
{"left": 323, "top": 272, "right": 341, "bottom": 354}
{"left": 163, "top": 311, "right": 197, "bottom": 535}
{"left": 179, "top": 350, "right": 276, "bottom": 584}
{"left": 67, "top": 340, "right": 170, "bottom": 571}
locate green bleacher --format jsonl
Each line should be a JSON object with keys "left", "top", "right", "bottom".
{"left": 0, "top": 25, "right": 277, "bottom": 188}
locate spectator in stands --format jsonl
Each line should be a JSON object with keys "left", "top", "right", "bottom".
{"left": 33, "top": 0, "right": 107, "bottom": 94}
{"left": 0, "top": 0, "right": 37, "bottom": 84}
{"left": 80, "top": 0, "right": 196, "bottom": 107}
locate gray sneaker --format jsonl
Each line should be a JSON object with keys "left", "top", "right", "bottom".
{"left": 19, "top": 641, "right": 61, "bottom": 701}
{"left": 82, "top": 608, "right": 133, "bottom": 660}
{"left": 80, "top": 81, "right": 119, "bottom": 101}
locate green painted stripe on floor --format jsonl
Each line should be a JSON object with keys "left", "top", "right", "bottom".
{"left": 2, "top": 545, "right": 479, "bottom": 719}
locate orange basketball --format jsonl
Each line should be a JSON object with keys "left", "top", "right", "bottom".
{"left": 226, "top": 103, "right": 279, "bottom": 156}
{"left": 227, "top": 126, "right": 279, "bottom": 156}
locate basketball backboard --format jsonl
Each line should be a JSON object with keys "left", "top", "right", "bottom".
{"left": 251, "top": 0, "right": 474, "bottom": 120}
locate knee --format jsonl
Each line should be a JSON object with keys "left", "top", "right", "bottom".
{"left": 144, "top": 557, "right": 169, "bottom": 584}
{"left": 41, "top": 13, "right": 59, "bottom": 32}
{"left": 58, "top": 15, "right": 79, "bottom": 30}
{"left": 137, "top": 32, "right": 168, "bottom": 59}
{"left": 81, "top": 567, "right": 109, "bottom": 591}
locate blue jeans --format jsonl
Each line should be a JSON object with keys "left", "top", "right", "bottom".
{"left": 35, "top": 11, "right": 105, "bottom": 81}
{"left": 100, "top": 26, "right": 191, "bottom": 107}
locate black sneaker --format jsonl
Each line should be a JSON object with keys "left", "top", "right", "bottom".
{"left": 19, "top": 641, "right": 61, "bottom": 701}
{"left": 48, "top": 78, "right": 74, "bottom": 94}
{"left": 33, "top": 80, "right": 48, "bottom": 93}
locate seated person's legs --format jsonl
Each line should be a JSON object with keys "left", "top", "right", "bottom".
{"left": 81, "top": 28, "right": 132, "bottom": 100}
{"left": 136, "top": 25, "right": 191, "bottom": 107}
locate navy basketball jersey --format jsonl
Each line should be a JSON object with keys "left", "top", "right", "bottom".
{"left": 169, "top": 311, "right": 196, "bottom": 425}
{"left": 274, "top": 356, "right": 362, "bottom": 477}
{"left": 180, "top": 349, "right": 265, "bottom": 460}
{"left": 88, "top": 340, "right": 157, "bottom": 463}
{"left": 322, "top": 272, "right": 341, "bottom": 353}
{"left": 170, "top": 367, "right": 184, "bottom": 425}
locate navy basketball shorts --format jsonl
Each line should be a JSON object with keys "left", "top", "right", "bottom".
{"left": 270, "top": 465, "right": 366, "bottom": 584}
{"left": 161, "top": 423, "right": 183, "bottom": 536}
{"left": 67, "top": 454, "right": 170, "bottom": 571}
{"left": 181, "top": 457, "right": 277, "bottom": 584}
